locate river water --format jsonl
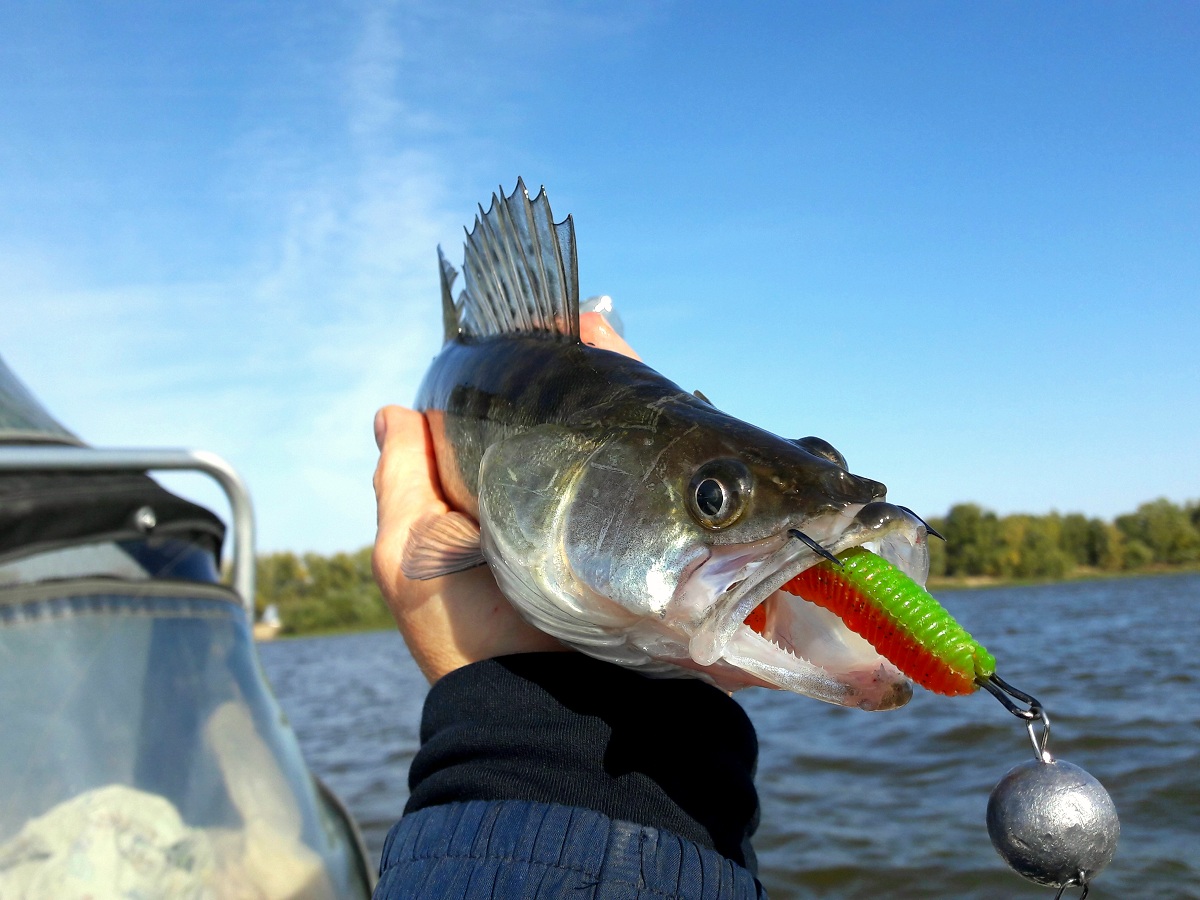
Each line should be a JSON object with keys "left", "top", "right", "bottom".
{"left": 259, "top": 573, "right": 1199, "bottom": 898}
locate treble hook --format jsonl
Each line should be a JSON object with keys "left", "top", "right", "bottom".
{"left": 977, "top": 673, "right": 1052, "bottom": 762}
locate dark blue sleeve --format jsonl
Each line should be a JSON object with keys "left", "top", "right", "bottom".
{"left": 374, "top": 653, "right": 766, "bottom": 899}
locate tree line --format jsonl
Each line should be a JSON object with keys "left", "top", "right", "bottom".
{"left": 927, "top": 497, "right": 1200, "bottom": 581}
{"left": 255, "top": 497, "right": 1200, "bottom": 634}
{"left": 254, "top": 546, "right": 393, "bottom": 635}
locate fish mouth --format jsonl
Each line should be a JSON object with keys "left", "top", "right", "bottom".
{"left": 681, "top": 501, "right": 931, "bottom": 710}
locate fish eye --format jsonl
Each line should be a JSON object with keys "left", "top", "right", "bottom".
{"left": 688, "top": 459, "right": 751, "bottom": 529}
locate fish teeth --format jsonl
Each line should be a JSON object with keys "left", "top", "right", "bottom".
{"left": 740, "top": 616, "right": 811, "bottom": 666}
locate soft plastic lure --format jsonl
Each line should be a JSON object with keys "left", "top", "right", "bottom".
{"left": 775, "top": 547, "right": 996, "bottom": 696}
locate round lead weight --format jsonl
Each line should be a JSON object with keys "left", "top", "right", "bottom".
{"left": 987, "top": 758, "right": 1119, "bottom": 888}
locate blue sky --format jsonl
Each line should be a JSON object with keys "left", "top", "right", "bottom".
{"left": 2, "top": 2, "right": 1196, "bottom": 554}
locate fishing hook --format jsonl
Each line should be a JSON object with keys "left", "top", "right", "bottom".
{"left": 897, "top": 505, "right": 946, "bottom": 542}
{"left": 788, "top": 529, "right": 842, "bottom": 567}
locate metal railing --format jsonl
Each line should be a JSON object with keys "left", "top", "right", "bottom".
{"left": 0, "top": 447, "right": 255, "bottom": 615}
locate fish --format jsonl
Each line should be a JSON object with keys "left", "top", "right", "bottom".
{"left": 403, "top": 180, "right": 988, "bottom": 711}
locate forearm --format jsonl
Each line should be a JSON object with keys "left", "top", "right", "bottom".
{"left": 403, "top": 652, "right": 761, "bottom": 869}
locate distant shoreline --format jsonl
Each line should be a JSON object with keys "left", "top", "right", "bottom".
{"left": 928, "top": 562, "right": 1200, "bottom": 591}
{"left": 266, "top": 621, "right": 396, "bottom": 641}
{"left": 261, "top": 566, "right": 1198, "bottom": 639}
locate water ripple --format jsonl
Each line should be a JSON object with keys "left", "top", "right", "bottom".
{"left": 260, "top": 573, "right": 1200, "bottom": 898}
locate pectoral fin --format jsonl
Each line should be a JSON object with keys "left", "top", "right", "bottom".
{"left": 400, "top": 511, "right": 485, "bottom": 579}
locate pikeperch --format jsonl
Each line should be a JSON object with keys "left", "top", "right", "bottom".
{"left": 404, "top": 180, "right": 990, "bottom": 711}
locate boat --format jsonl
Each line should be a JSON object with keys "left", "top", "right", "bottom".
{"left": 255, "top": 603, "right": 283, "bottom": 641}
{"left": 0, "top": 353, "right": 376, "bottom": 897}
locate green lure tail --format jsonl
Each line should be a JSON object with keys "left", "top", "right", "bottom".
{"left": 780, "top": 547, "right": 996, "bottom": 696}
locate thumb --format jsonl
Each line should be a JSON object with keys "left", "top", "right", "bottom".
{"left": 373, "top": 406, "right": 448, "bottom": 529}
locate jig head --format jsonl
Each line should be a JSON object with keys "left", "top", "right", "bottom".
{"left": 978, "top": 674, "right": 1120, "bottom": 898}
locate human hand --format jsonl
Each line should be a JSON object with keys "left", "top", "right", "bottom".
{"left": 372, "top": 312, "right": 639, "bottom": 684}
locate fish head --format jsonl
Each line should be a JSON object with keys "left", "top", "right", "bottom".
{"left": 478, "top": 394, "right": 930, "bottom": 710}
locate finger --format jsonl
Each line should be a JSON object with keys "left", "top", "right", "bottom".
{"left": 580, "top": 311, "right": 641, "bottom": 361}
{"left": 374, "top": 406, "right": 388, "bottom": 450}
{"left": 373, "top": 406, "right": 447, "bottom": 529}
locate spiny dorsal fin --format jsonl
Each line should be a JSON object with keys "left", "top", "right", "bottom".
{"left": 444, "top": 179, "right": 580, "bottom": 342}
{"left": 438, "top": 247, "right": 460, "bottom": 341}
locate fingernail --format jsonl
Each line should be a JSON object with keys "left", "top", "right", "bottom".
{"left": 374, "top": 408, "right": 387, "bottom": 450}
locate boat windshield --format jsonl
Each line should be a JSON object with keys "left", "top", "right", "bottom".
{"left": 0, "top": 354, "right": 373, "bottom": 896}
{"left": 0, "top": 574, "right": 373, "bottom": 897}
{"left": 0, "top": 353, "right": 78, "bottom": 444}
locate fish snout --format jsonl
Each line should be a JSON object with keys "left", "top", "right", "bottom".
{"left": 856, "top": 474, "right": 887, "bottom": 501}
{"left": 821, "top": 468, "right": 887, "bottom": 503}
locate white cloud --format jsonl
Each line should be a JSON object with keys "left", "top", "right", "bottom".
{"left": 0, "top": 2, "right": 475, "bottom": 554}
{"left": 1, "top": 0, "right": 674, "bottom": 551}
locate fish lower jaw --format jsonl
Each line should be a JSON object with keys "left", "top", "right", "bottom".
{"left": 714, "top": 546, "right": 919, "bottom": 709}
{"left": 718, "top": 625, "right": 911, "bottom": 710}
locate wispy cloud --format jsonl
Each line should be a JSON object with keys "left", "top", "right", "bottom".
{"left": 1, "top": 1, "right": 472, "bottom": 553}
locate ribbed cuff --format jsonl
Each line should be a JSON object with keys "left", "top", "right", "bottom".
{"left": 404, "top": 653, "right": 760, "bottom": 870}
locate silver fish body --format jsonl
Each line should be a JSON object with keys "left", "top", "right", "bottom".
{"left": 405, "top": 181, "right": 932, "bottom": 711}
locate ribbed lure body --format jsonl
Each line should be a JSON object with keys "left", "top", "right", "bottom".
{"left": 780, "top": 548, "right": 996, "bottom": 695}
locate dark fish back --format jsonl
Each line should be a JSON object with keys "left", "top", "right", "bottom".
{"left": 416, "top": 336, "right": 687, "bottom": 512}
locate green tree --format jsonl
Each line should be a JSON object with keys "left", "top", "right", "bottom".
{"left": 1115, "top": 499, "right": 1200, "bottom": 565}
{"left": 1122, "top": 539, "right": 1154, "bottom": 570}
{"left": 255, "top": 552, "right": 309, "bottom": 616}
{"left": 254, "top": 547, "right": 390, "bottom": 634}
{"left": 1087, "top": 519, "right": 1125, "bottom": 571}
{"left": 942, "top": 504, "right": 1002, "bottom": 576}
{"left": 998, "top": 515, "right": 1070, "bottom": 579}
{"left": 1186, "top": 500, "right": 1200, "bottom": 536}
{"left": 926, "top": 515, "right": 948, "bottom": 578}
{"left": 1058, "top": 513, "right": 1093, "bottom": 566}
